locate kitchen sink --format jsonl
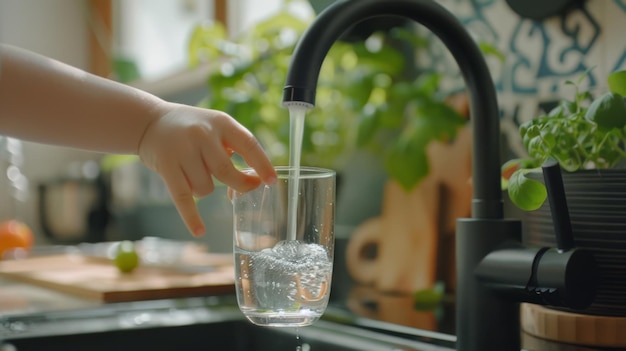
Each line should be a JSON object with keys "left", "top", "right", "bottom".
{"left": 0, "top": 297, "right": 455, "bottom": 351}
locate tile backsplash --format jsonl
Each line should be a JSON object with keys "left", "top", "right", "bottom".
{"left": 420, "top": 0, "right": 626, "bottom": 155}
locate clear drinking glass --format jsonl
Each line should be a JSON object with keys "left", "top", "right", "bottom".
{"left": 232, "top": 166, "right": 335, "bottom": 327}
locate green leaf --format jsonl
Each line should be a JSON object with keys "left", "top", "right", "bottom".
{"left": 411, "top": 100, "right": 466, "bottom": 142}
{"left": 507, "top": 169, "right": 547, "bottom": 211}
{"left": 356, "top": 105, "right": 381, "bottom": 146}
{"left": 252, "top": 11, "right": 309, "bottom": 37}
{"left": 381, "top": 101, "right": 465, "bottom": 190}
{"left": 187, "top": 22, "right": 228, "bottom": 68}
{"left": 414, "top": 73, "right": 441, "bottom": 96}
{"left": 585, "top": 92, "right": 626, "bottom": 131}
{"left": 478, "top": 42, "right": 505, "bottom": 63}
{"left": 343, "top": 74, "right": 376, "bottom": 109}
{"left": 385, "top": 137, "right": 429, "bottom": 191}
{"left": 548, "top": 100, "right": 576, "bottom": 117}
{"left": 608, "top": 70, "right": 626, "bottom": 96}
{"left": 100, "top": 155, "right": 139, "bottom": 172}
{"left": 576, "top": 66, "right": 596, "bottom": 85}
{"left": 413, "top": 281, "right": 444, "bottom": 311}
{"left": 346, "top": 47, "right": 406, "bottom": 78}
{"left": 112, "top": 58, "right": 140, "bottom": 83}
{"left": 389, "top": 27, "right": 429, "bottom": 49}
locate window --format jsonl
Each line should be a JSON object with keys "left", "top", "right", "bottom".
{"left": 113, "top": 0, "right": 214, "bottom": 81}
{"left": 112, "top": 0, "right": 313, "bottom": 82}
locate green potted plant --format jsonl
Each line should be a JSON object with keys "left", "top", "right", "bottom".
{"left": 187, "top": 3, "right": 469, "bottom": 191}
{"left": 502, "top": 69, "right": 626, "bottom": 211}
{"left": 501, "top": 69, "right": 626, "bottom": 317}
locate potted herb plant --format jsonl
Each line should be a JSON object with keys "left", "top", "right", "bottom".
{"left": 502, "top": 69, "right": 626, "bottom": 210}
{"left": 501, "top": 69, "right": 626, "bottom": 317}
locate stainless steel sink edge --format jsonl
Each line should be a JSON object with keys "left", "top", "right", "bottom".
{"left": 298, "top": 319, "right": 456, "bottom": 351}
{"left": 1, "top": 298, "right": 457, "bottom": 351}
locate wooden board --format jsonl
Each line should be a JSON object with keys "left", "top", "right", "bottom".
{"left": 521, "top": 303, "right": 626, "bottom": 348}
{"left": 0, "top": 254, "right": 235, "bottom": 303}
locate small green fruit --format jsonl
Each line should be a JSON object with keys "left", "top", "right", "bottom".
{"left": 585, "top": 92, "right": 626, "bottom": 131}
{"left": 114, "top": 240, "right": 139, "bottom": 273}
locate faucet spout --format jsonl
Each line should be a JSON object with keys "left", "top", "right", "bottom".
{"left": 283, "top": 0, "right": 502, "bottom": 219}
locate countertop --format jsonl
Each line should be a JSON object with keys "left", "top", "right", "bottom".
{"left": 0, "top": 277, "right": 100, "bottom": 317}
{"left": 0, "top": 276, "right": 618, "bottom": 351}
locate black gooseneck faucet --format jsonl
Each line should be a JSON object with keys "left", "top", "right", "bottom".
{"left": 282, "top": 1, "right": 598, "bottom": 350}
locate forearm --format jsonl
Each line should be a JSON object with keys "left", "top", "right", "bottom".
{"left": 0, "top": 44, "right": 166, "bottom": 154}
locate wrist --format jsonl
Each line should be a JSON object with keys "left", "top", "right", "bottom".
{"left": 136, "top": 99, "right": 171, "bottom": 155}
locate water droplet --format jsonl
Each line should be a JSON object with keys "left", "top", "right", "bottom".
{"left": 295, "top": 327, "right": 301, "bottom": 351}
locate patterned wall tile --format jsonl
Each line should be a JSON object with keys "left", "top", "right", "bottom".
{"left": 419, "top": 0, "right": 626, "bottom": 156}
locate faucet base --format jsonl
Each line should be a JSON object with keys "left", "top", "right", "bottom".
{"left": 456, "top": 218, "right": 522, "bottom": 351}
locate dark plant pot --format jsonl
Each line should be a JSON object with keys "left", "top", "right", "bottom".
{"left": 525, "top": 169, "right": 626, "bottom": 317}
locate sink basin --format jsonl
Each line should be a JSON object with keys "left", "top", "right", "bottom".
{"left": 1, "top": 298, "right": 455, "bottom": 351}
{"left": 7, "top": 320, "right": 454, "bottom": 351}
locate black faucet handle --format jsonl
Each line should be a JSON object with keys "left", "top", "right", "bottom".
{"left": 531, "top": 159, "right": 598, "bottom": 309}
{"left": 530, "top": 247, "right": 598, "bottom": 309}
{"left": 476, "top": 244, "right": 598, "bottom": 310}
{"left": 541, "top": 158, "right": 575, "bottom": 251}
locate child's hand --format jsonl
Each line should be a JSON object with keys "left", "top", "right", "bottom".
{"left": 138, "top": 102, "right": 276, "bottom": 237}
{"left": 0, "top": 44, "right": 277, "bottom": 239}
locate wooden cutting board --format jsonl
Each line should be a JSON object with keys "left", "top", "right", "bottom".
{"left": 0, "top": 253, "right": 235, "bottom": 303}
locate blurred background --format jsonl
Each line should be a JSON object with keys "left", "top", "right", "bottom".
{"left": 0, "top": 0, "right": 625, "bottom": 258}
{"left": 0, "top": 0, "right": 316, "bottom": 253}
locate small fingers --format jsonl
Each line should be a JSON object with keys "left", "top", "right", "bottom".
{"left": 223, "top": 125, "right": 276, "bottom": 185}
{"left": 203, "top": 138, "right": 263, "bottom": 193}
{"left": 160, "top": 166, "right": 206, "bottom": 237}
{"left": 180, "top": 151, "right": 215, "bottom": 197}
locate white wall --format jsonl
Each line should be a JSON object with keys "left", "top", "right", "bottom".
{"left": 1, "top": 0, "right": 101, "bottom": 243}
{"left": 0, "top": 0, "right": 89, "bottom": 68}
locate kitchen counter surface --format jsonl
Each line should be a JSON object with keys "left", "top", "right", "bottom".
{"left": 0, "top": 277, "right": 99, "bottom": 317}
{"left": 0, "top": 275, "right": 619, "bottom": 351}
